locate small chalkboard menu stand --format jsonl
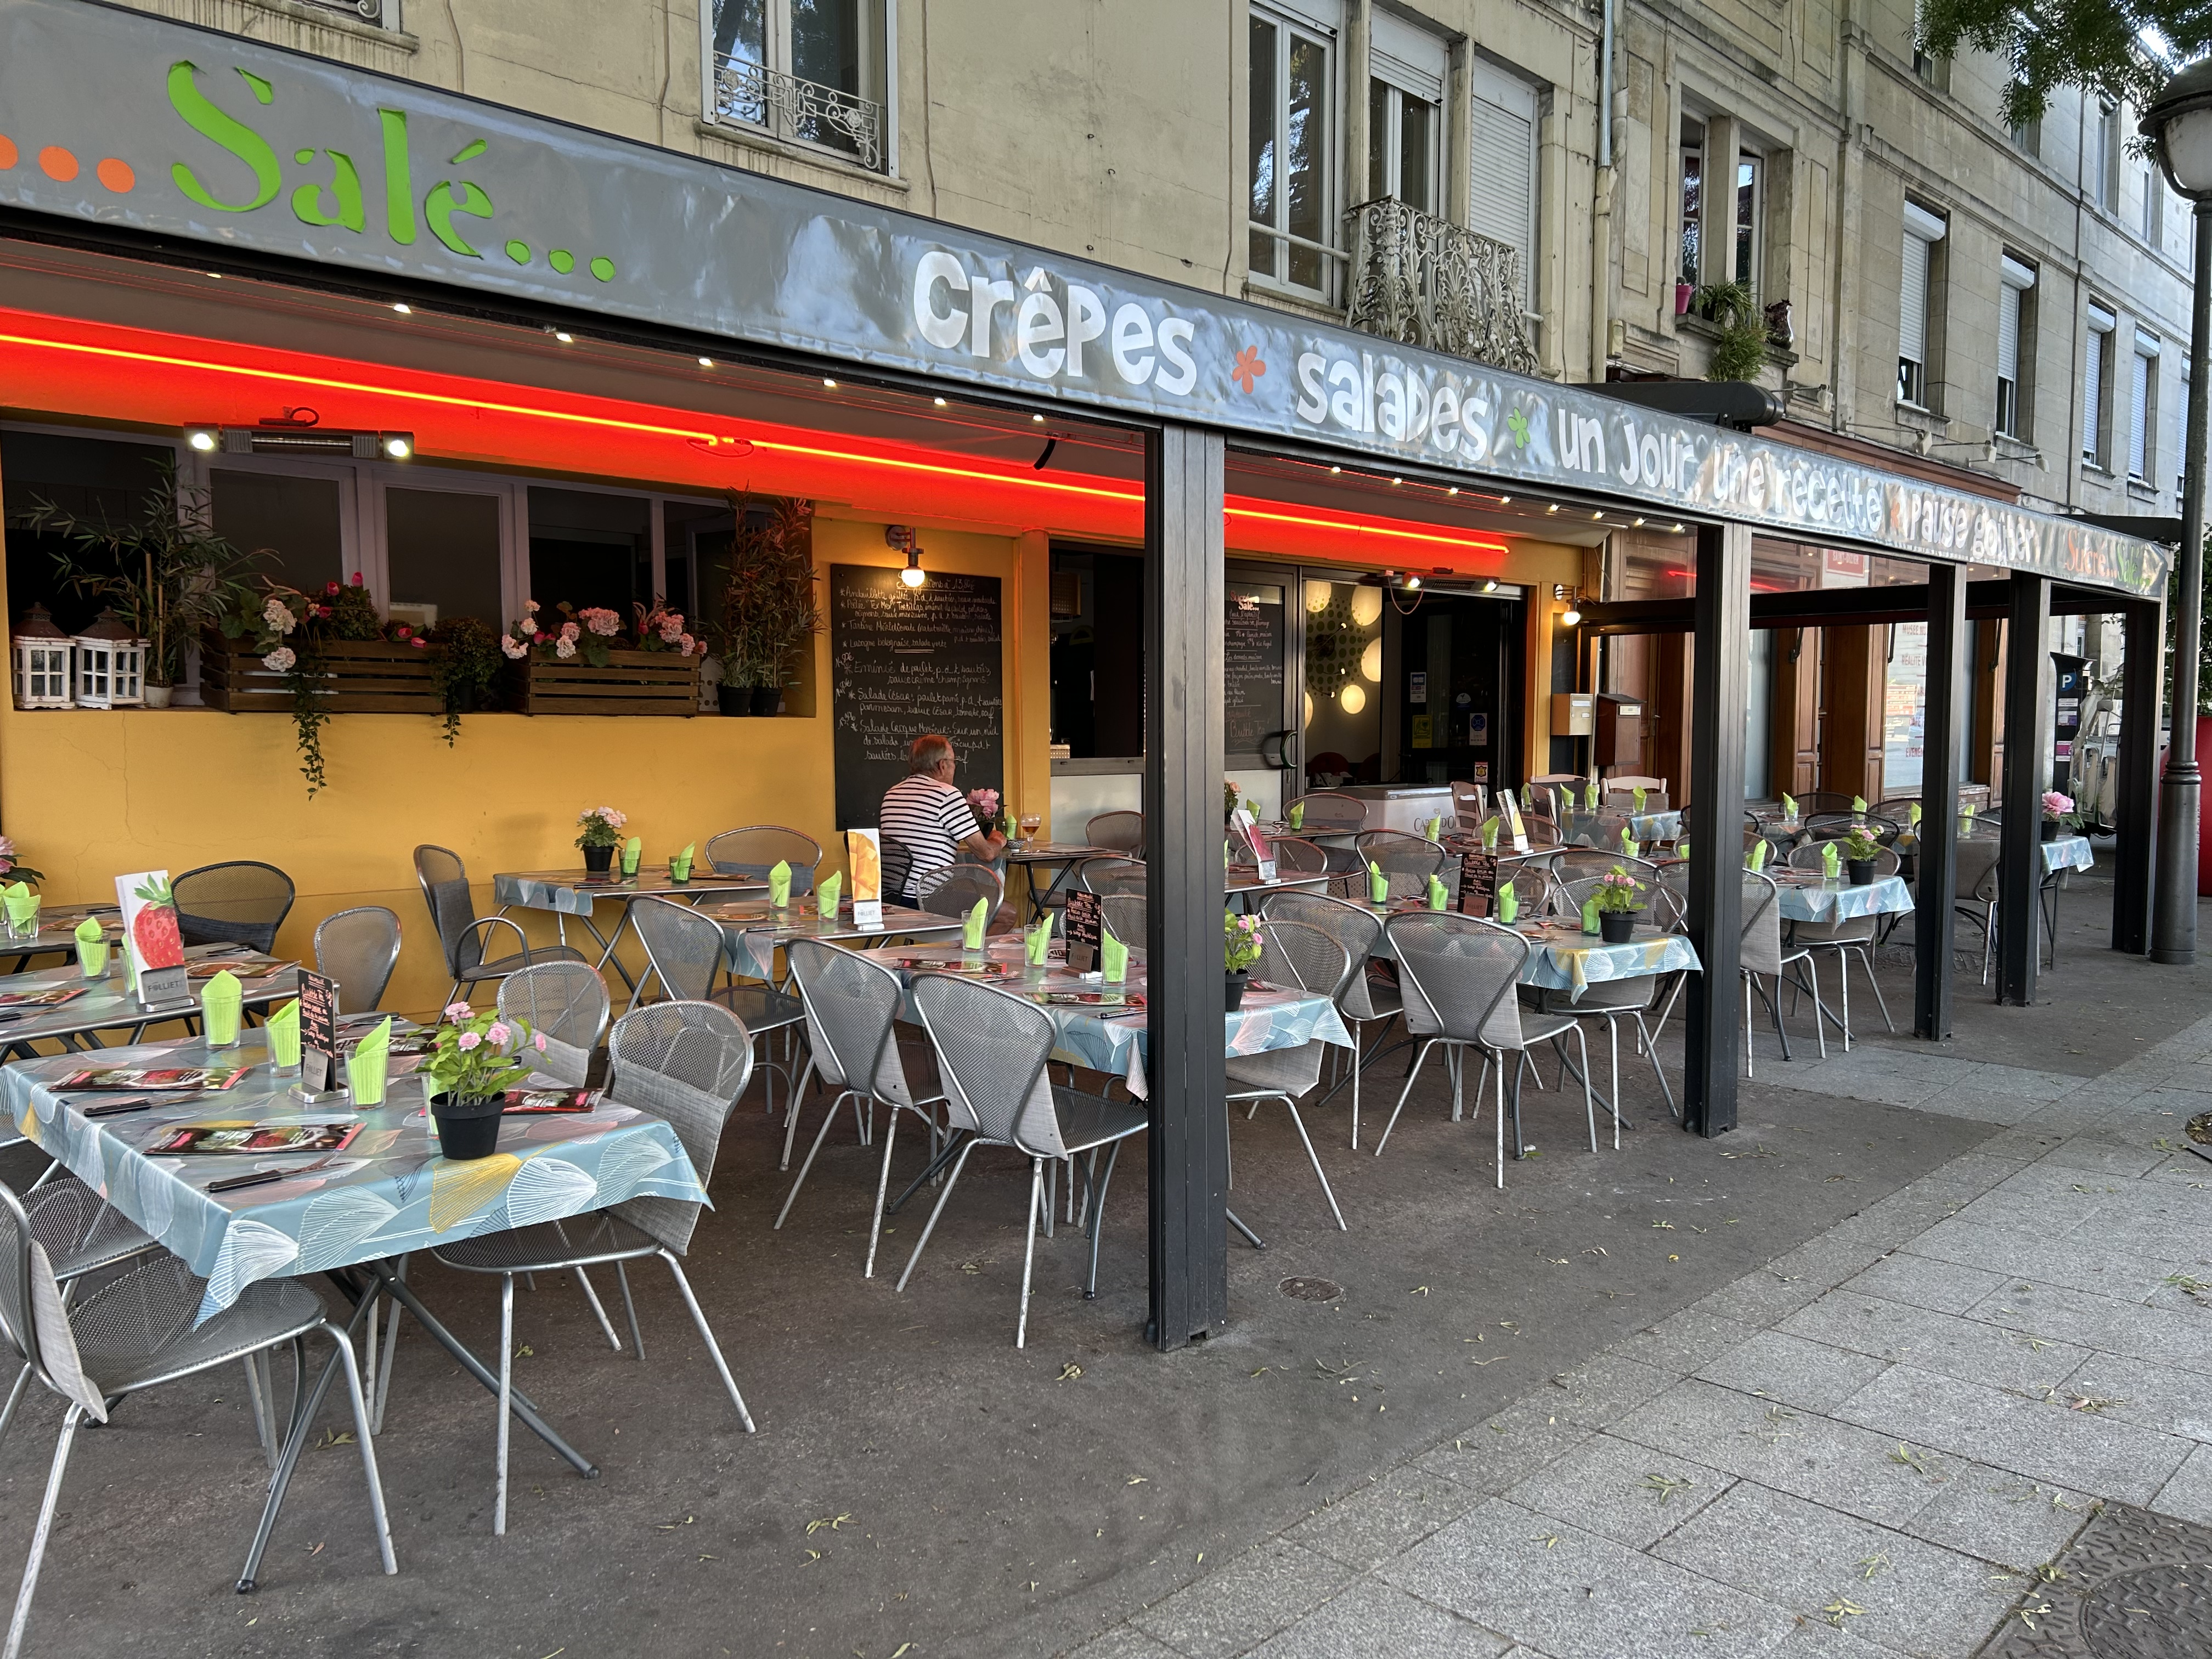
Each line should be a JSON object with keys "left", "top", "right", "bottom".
{"left": 1064, "top": 891, "right": 1103, "bottom": 974}
{"left": 295, "top": 968, "right": 339, "bottom": 1097}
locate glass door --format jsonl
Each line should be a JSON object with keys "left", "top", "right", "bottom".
{"left": 1299, "top": 572, "right": 1385, "bottom": 792}
{"left": 1224, "top": 563, "right": 1297, "bottom": 818}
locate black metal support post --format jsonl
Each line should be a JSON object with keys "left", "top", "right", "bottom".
{"left": 1144, "top": 424, "right": 1228, "bottom": 1351}
{"left": 2152, "top": 201, "right": 2210, "bottom": 963}
{"left": 2113, "top": 598, "right": 2165, "bottom": 954}
{"left": 1683, "top": 521, "right": 1750, "bottom": 1136}
{"left": 1915, "top": 563, "right": 1966, "bottom": 1039}
{"left": 1997, "top": 573, "right": 2052, "bottom": 1005}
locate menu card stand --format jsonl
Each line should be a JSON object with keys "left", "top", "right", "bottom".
{"left": 296, "top": 968, "right": 339, "bottom": 1098}
{"left": 1457, "top": 853, "right": 1499, "bottom": 918}
{"left": 1064, "top": 891, "right": 1102, "bottom": 974}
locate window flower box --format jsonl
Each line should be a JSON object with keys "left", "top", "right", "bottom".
{"left": 198, "top": 630, "right": 444, "bottom": 715}
{"left": 506, "top": 648, "right": 700, "bottom": 716}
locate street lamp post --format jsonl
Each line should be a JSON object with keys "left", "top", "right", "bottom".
{"left": 2142, "top": 63, "right": 2212, "bottom": 964}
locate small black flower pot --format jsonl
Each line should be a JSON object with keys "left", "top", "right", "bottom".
{"left": 430, "top": 1093, "right": 506, "bottom": 1161}
{"left": 2040, "top": 820, "right": 2060, "bottom": 842}
{"left": 1225, "top": 971, "right": 1250, "bottom": 1011}
{"left": 751, "top": 686, "right": 781, "bottom": 716}
{"left": 1599, "top": 911, "right": 1637, "bottom": 944}
{"left": 716, "top": 682, "right": 748, "bottom": 716}
{"left": 1846, "top": 858, "right": 1877, "bottom": 887}
{"left": 582, "top": 844, "right": 615, "bottom": 875}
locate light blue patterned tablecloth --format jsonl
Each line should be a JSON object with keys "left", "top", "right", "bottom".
{"left": 1361, "top": 912, "right": 1701, "bottom": 1000}
{"left": 492, "top": 868, "right": 761, "bottom": 918}
{"left": 4, "top": 1034, "right": 706, "bottom": 1323}
{"left": 1629, "top": 811, "right": 1683, "bottom": 842}
{"left": 860, "top": 939, "right": 1350, "bottom": 1099}
{"left": 2044, "top": 836, "right": 2095, "bottom": 874}
{"left": 699, "top": 899, "right": 964, "bottom": 978}
{"left": 1771, "top": 874, "right": 1915, "bottom": 923}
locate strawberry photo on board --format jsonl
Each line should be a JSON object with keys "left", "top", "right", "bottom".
{"left": 113, "top": 869, "right": 187, "bottom": 971}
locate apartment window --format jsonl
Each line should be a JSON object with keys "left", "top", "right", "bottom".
{"left": 704, "top": 0, "right": 891, "bottom": 173}
{"left": 2010, "top": 100, "right": 2041, "bottom": 157}
{"left": 2180, "top": 357, "right": 2194, "bottom": 498}
{"left": 2092, "top": 102, "right": 2119, "bottom": 210}
{"left": 1898, "top": 201, "right": 1946, "bottom": 408}
{"left": 2130, "top": 330, "right": 2160, "bottom": 484}
{"left": 2083, "top": 303, "right": 2116, "bottom": 469}
{"left": 1734, "top": 154, "right": 1762, "bottom": 286}
{"left": 1679, "top": 119, "right": 1704, "bottom": 288}
{"left": 1467, "top": 56, "right": 1539, "bottom": 308}
{"left": 1995, "top": 255, "right": 2035, "bottom": 440}
{"left": 1249, "top": 2, "right": 1340, "bottom": 297}
{"left": 299, "top": 0, "right": 397, "bottom": 25}
{"left": 1367, "top": 10, "right": 1444, "bottom": 213}
{"left": 2142, "top": 159, "right": 2164, "bottom": 245}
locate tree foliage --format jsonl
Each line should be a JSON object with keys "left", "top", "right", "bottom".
{"left": 1916, "top": 0, "right": 2194, "bottom": 135}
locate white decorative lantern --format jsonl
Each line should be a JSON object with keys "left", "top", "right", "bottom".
{"left": 72, "top": 609, "right": 146, "bottom": 709}
{"left": 11, "top": 605, "right": 74, "bottom": 709}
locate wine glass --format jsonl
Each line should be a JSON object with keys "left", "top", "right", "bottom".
{"left": 1018, "top": 812, "right": 1042, "bottom": 847}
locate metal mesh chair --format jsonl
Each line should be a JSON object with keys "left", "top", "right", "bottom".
{"left": 1740, "top": 870, "right": 1826, "bottom": 1072}
{"left": 892, "top": 974, "right": 1147, "bottom": 1347}
{"left": 1373, "top": 913, "right": 1594, "bottom": 1188}
{"left": 1224, "top": 921, "right": 1351, "bottom": 1229}
{"left": 1097, "top": 894, "right": 1148, "bottom": 950}
{"left": 414, "top": 845, "right": 587, "bottom": 1005}
{"left": 1261, "top": 891, "right": 1398, "bottom": 1148}
{"left": 0, "top": 1188, "right": 394, "bottom": 1653}
{"left": 171, "top": 861, "right": 296, "bottom": 953}
{"left": 1552, "top": 850, "right": 1658, "bottom": 888}
{"left": 1803, "top": 811, "right": 1901, "bottom": 843}
{"left": 431, "top": 1001, "right": 757, "bottom": 1534}
{"left": 1954, "top": 838, "right": 2004, "bottom": 984}
{"left": 1775, "top": 847, "right": 1899, "bottom": 1048}
{"left": 1288, "top": 792, "right": 1367, "bottom": 834}
{"left": 1077, "top": 857, "right": 1147, "bottom": 897}
{"left": 775, "top": 940, "right": 948, "bottom": 1271}
{"left": 1085, "top": 810, "right": 1144, "bottom": 853}
{"left": 629, "top": 896, "right": 803, "bottom": 1110}
{"left": 313, "top": 906, "right": 402, "bottom": 1016}
{"left": 914, "top": 863, "right": 1006, "bottom": 927}
{"left": 0, "top": 1176, "right": 158, "bottom": 1449}
{"left": 705, "top": 825, "right": 822, "bottom": 896}
{"left": 1266, "top": 836, "right": 1331, "bottom": 875}
{"left": 1498, "top": 866, "right": 1556, "bottom": 919}
{"left": 1516, "top": 890, "right": 1673, "bottom": 1130}
{"left": 498, "top": 961, "right": 611, "bottom": 1086}
{"left": 1519, "top": 814, "right": 1566, "bottom": 850}
{"left": 1352, "top": 831, "right": 1452, "bottom": 902}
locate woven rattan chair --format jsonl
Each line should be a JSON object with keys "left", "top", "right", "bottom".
{"left": 0, "top": 1187, "right": 394, "bottom": 1654}
{"left": 1260, "top": 891, "right": 1398, "bottom": 1148}
{"left": 891, "top": 973, "right": 1147, "bottom": 1347}
{"left": 498, "top": 961, "right": 611, "bottom": 1086}
{"left": 1373, "top": 913, "right": 1595, "bottom": 1187}
{"left": 313, "top": 906, "right": 402, "bottom": 1015}
{"left": 1224, "top": 921, "right": 1351, "bottom": 1229}
{"left": 629, "top": 895, "right": 803, "bottom": 1111}
{"left": 914, "top": 863, "right": 1007, "bottom": 927}
{"left": 775, "top": 940, "right": 948, "bottom": 1273}
{"left": 706, "top": 825, "right": 822, "bottom": 896}
{"left": 1077, "top": 856, "right": 1147, "bottom": 897}
{"left": 430, "top": 1001, "right": 758, "bottom": 1533}
{"left": 1085, "top": 810, "right": 1144, "bottom": 853}
{"left": 414, "top": 845, "right": 588, "bottom": 1005}
{"left": 172, "top": 860, "right": 295, "bottom": 954}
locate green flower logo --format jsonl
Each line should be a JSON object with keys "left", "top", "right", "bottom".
{"left": 1505, "top": 407, "right": 1532, "bottom": 449}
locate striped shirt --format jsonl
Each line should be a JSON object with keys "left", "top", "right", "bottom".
{"left": 879, "top": 775, "right": 982, "bottom": 898}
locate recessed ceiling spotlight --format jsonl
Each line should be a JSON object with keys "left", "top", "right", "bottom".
{"left": 1447, "top": 486, "right": 1459, "bottom": 495}
{"left": 933, "top": 397, "right": 947, "bottom": 407}
{"left": 1034, "top": 413, "right": 1046, "bottom": 423}
{"left": 1329, "top": 465, "right": 1341, "bottom": 474}
{"left": 1593, "top": 511, "right": 1605, "bottom": 521}
{"left": 1545, "top": 503, "right": 1559, "bottom": 514}
{"left": 1499, "top": 495, "right": 1511, "bottom": 505}
{"left": 1632, "top": 517, "right": 1645, "bottom": 527}
{"left": 823, "top": 377, "right": 838, "bottom": 388}
{"left": 392, "top": 303, "right": 411, "bottom": 315}
{"left": 1391, "top": 477, "right": 1402, "bottom": 485}
{"left": 697, "top": 356, "right": 714, "bottom": 368}
{"left": 554, "top": 331, "right": 574, "bottom": 343}
{"left": 1482, "top": 578, "right": 1499, "bottom": 592}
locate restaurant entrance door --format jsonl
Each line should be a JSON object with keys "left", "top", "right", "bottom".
{"left": 1385, "top": 588, "right": 1524, "bottom": 796}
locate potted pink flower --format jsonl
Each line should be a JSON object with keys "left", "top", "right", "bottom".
{"left": 1593, "top": 866, "right": 1645, "bottom": 943}
{"left": 967, "top": 787, "right": 1007, "bottom": 836}
{"left": 423, "top": 1001, "right": 548, "bottom": 1160}
{"left": 1224, "top": 910, "right": 1264, "bottom": 1009}
{"left": 2040, "top": 791, "right": 2076, "bottom": 844}
{"left": 576, "top": 805, "right": 629, "bottom": 875}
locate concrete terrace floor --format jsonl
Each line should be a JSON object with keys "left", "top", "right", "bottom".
{"left": 0, "top": 850, "right": 2205, "bottom": 1659}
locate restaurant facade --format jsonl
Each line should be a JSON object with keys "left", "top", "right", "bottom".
{"left": 0, "top": 0, "right": 2174, "bottom": 1346}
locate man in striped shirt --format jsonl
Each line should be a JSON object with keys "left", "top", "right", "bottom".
{"left": 879, "top": 733, "right": 1005, "bottom": 900}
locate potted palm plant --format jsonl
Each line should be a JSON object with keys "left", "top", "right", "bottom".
{"left": 423, "top": 1001, "right": 548, "bottom": 1161}
{"left": 714, "top": 498, "right": 821, "bottom": 715}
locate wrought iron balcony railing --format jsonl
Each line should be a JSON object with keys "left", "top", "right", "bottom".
{"left": 710, "top": 53, "right": 885, "bottom": 173}
{"left": 1343, "top": 198, "right": 1537, "bottom": 375}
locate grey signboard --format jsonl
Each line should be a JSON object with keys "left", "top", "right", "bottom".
{"left": 0, "top": 0, "right": 2170, "bottom": 597}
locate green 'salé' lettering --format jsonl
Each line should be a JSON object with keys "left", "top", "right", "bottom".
{"left": 378, "top": 109, "right": 416, "bottom": 245}
{"left": 425, "top": 178, "right": 493, "bottom": 258}
{"left": 167, "top": 60, "right": 281, "bottom": 213}
{"left": 291, "top": 149, "right": 365, "bottom": 233}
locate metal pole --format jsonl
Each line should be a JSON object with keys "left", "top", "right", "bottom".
{"left": 2151, "top": 201, "right": 2210, "bottom": 964}
{"left": 1144, "top": 424, "right": 1229, "bottom": 1351}
{"left": 2112, "top": 597, "right": 2164, "bottom": 953}
{"left": 1683, "top": 521, "right": 1750, "bottom": 1136}
{"left": 1915, "top": 563, "right": 1965, "bottom": 1039}
{"left": 1996, "top": 574, "right": 2052, "bottom": 1005}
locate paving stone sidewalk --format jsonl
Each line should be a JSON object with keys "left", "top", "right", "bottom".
{"left": 1063, "top": 1013, "right": 2212, "bottom": 1659}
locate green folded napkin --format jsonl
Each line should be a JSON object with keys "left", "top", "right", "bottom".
{"left": 1781, "top": 792, "right": 1798, "bottom": 821}
{"left": 621, "top": 836, "right": 642, "bottom": 877}
{"left": 1100, "top": 930, "right": 1128, "bottom": 983}
{"left": 1498, "top": 882, "right": 1518, "bottom": 925}
{"left": 1423, "top": 815, "right": 1443, "bottom": 842}
{"left": 1482, "top": 816, "right": 1500, "bottom": 851}
{"left": 1960, "top": 805, "right": 1976, "bottom": 830}
{"left": 1426, "top": 873, "right": 1448, "bottom": 911}
{"left": 1632, "top": 787, "right": 1647, "bottom": 813}
{"left": 1907, "top": 802, "right": 1923, "bottom": 827}
{"left": 768, "top": 859, "right": 793, "bottom": 908}
{"left": 3, "top": 883, "right": 37, "bottom": 932}
{"left": 347, "top": 1015, "right": 392, "bottom": 1107}
{"left": 1584, "top": 781, "right": 1600, "bottom": 809}
{"left": 1677, "top": 840, "right": 1690, "bottom": 865}
{"left": 1581, "top": 898, "right": 1601, "bottom": 935}
{"left": 962, "top": 896, "right": 989, "bottom": 950}
{"left": 816, "top": 871, "right": 842, "bottom": 919}
{"left": 74, "top": 916, "right": 106, "bottom": 978}
{"left": 200, "top": 968, "right": 244, "bottom": 1048}
{"left": 1851, "top": 795, "right": 1867, "bottom": 815}
{"left": 1367, "top": 861, "right": 1389, "bottom": 905}
{"left": 1821, "top": 842, "right": 1841, "bottom": 878}
{"left": 1747, "top": 838, "right": 1769, "bottom": 871}
{"left": 267, "top": 997, "right": 301, "bottom": 1070}
{"left": 1025, "top": 915, "right": 1053, "bottom": 966}
{"left": 671, "top": 842, "right": 695, "bottom": 883}
{"left": 1621, "top": 827, "right": 1638, "bottom": 854}
{"left": 1286, "top": 802, "right": 1304, "bottom": 831}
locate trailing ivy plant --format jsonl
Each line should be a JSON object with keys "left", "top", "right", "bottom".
{"left": 427, "top": 616, "right": 505, "bottom": 743}
{"left": 1692, "top": 281, "right": 1770, "bottom": 383}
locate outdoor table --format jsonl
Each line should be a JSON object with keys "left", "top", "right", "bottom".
{"left": 699, "top": 898, "right": 964, "bottom": 979}
{"left": 857, "top": 937, "right": 1351, "bottom": 1099}
{"left": 1003, "top": 842, "right": 1119, "bottom": 913}
{"left": 1, "top": 901, "right": 122, "bottom": 971}
{"left": 0, "top": 944, "right": 299, "bottom": 1055}
{"left": 1226, "top": 866, "right": 1331, "bottom": 909}
{"left": 2043, "top": 834, "right": 2095, "bottom": 874}
{"left": 493, "top": 867, "right": 765, "bottom": 984}
{"left": 2, "top": 1028, "right": 709, "bottom": 1585}
{"left": 1771, "top": 873, "right": 1915, "bottom": 924}
{"left": 1361, "top": 906, "right": 1701, "bottom": 1000}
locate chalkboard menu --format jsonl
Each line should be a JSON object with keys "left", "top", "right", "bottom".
{"left": 1064, "top": 890, "right": 1102, "bottom": 974}
{"left": 1457, "top": 853, "right": 1499, "bottom": 919}
{"left": 831, "top": 565, "right": 1004, "bottom": 831}
{"left": 297, "top": 968, "right": 338, "bottom": 1093}
{"left": 1223, "top": 582, "right": 1285, "bottom": 757}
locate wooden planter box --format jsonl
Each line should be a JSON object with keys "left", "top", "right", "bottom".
{"left": 506, "top": 648, "right": 699, "bottom": 716}
{"left": 199, "top": 632, "right": 444, "bottom": 715}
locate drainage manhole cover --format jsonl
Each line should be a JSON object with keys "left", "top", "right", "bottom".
{"left": 1976, "top": 1504, "right": 2212, "bottom": 1658}
{"left": 1278, "top": 1277, "right": 1341, "bottom": 1302}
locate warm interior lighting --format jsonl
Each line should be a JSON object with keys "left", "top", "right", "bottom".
{"left": 1349, "top": 587, "right": 1384, "bottom": 628}
{"left": 1339, "top": 682, "right": 1367, "bottom": 714}
{"left": 900, "top": 549, "right": 926, "bottom": 588}
{"left": 1359, "top": 637, "right": 1383, "bottom": 680}
{"left": 554, "top": 331, "right": 574, "bottom": 343}
{"left": 933, "top": 396, "right": 947, "bottom": 407}
{"left": 1404, "top": 575, "right": 1421, "bottom": 590}
{"left": 184, "top": 427, "right": 217, "bottom": 452}
{"left": 823, "top": 377, "right": 838, "bottom": 388}
{"left": 1482, "top": 579, "right": 1499, "bottom": 592}
{"left": 392, "top": 303, "right": 411, "bottom": 315}
{"left": 1561, "top": 605, "right": 1582, "bottom": 627}
{"left": 1033, "top": 413, "right": 1046, "bottom": 423}
{"left": 382, "top": 435, "right": 413, "bottom": 459}
{"left": 1305, "top": 581, "right": 1334, "bottom": 614}
{"left": 697, "top": 357, "right": 714, "bottom": 368}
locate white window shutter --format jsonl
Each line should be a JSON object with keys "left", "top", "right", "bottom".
{"left": 2131, "top": 348, "right": 2152, "bottom": 478}
{"left": 1466, "top": 59, "right": 1538, "bottom": 308}
{"left": 1899, "top": 233, "right": 1931, "bottom": 370}
{"left": 1995, "top": 283, "right": 2020, "bottom": 384}
{"left": 2083, "top": 327, "right": 2105, "bottom": 461}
